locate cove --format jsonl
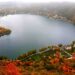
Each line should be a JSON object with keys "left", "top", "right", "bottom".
{"left": 0, "top": 14, "right": 75, "bottom": 59}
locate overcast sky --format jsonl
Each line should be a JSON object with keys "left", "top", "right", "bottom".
{"left": 0, "top": 0, "right": 75, "bottom": 3}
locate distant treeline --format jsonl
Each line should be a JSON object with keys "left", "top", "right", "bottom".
{"left": 0, "top": 2, "right": 75, "bottom": 23}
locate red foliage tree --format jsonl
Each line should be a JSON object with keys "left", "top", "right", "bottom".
{"left": 5, "top": 63, "right": 21, "bottom": 75}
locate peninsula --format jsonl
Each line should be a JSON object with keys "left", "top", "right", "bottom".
{"left": 0, "top": 26, "right": 11, "bottom": 37}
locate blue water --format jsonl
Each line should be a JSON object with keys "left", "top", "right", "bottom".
{"left": 0, "top": 14, "right": 75, "bottom": 58}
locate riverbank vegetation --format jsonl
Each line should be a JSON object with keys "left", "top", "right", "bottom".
{"left": 0, "top": 42, "right": 75, "bottom": 75}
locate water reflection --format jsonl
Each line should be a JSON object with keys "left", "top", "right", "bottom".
{"left": 0, "top": 14, "right": 75, "bottom": 58}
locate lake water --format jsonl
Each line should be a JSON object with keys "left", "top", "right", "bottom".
{"left": 0, "top": 14, "right": 75, "bottom": 59}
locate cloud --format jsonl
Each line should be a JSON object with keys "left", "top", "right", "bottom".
{"left": 0, "top": 0, "right": 75, "bottom": 3}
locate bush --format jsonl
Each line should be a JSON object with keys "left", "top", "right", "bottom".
{"left": 39, "top": 47, "right": 47, "bottom": 52}
{"left": 27, "top": 49, "right": 36, "bottom": 56}
{"left": 17, "top": 49, "right": 36, "bottom": 60}
{"left": 31, "top": 54, "right": 41, "bottom": 61}
{"left": 17, "top": 53, "right": 27, "bottom": 60}
{"left": 45, "top": 64, "right": 55, "bottom": 71}
{"left": 0, "top": 56, "right": 8, "bottom": 60}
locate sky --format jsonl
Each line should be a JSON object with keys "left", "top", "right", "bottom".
{"left": 0, "top": 0, "right": 75, "bottom": 3}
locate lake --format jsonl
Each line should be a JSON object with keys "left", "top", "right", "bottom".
{"left": 0, "top": 14, "right": 75, "bottom": 59}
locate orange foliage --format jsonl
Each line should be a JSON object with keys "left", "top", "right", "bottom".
{"left": 25, "top": 61, "right": 33, "bottom": 66}
{"left": 55, "top": 51, "right": 61, "bottom": 58}
{"left": 59, "top": 63, "right": 74, "bottom": 75}
{"left": 50, "top": 58, "right": 59, "bottom": 64}
{"left": 72, "top": 53, "right": 75, "bottom": 60}
{"left": 5, "top": 63, "right": 21, "bottom": 75}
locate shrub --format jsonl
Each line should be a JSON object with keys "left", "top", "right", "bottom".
{"left": 45, "top": 64, "right": 55, "bottom": 71}
{"left": 27, "top": 49, "right": 36, "bottom": 56}
{"left": 39, "top": 47, "right": 47, "bottom": 52}
{"left": 0, "top": 56, "right": 8, "bottom": 60}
